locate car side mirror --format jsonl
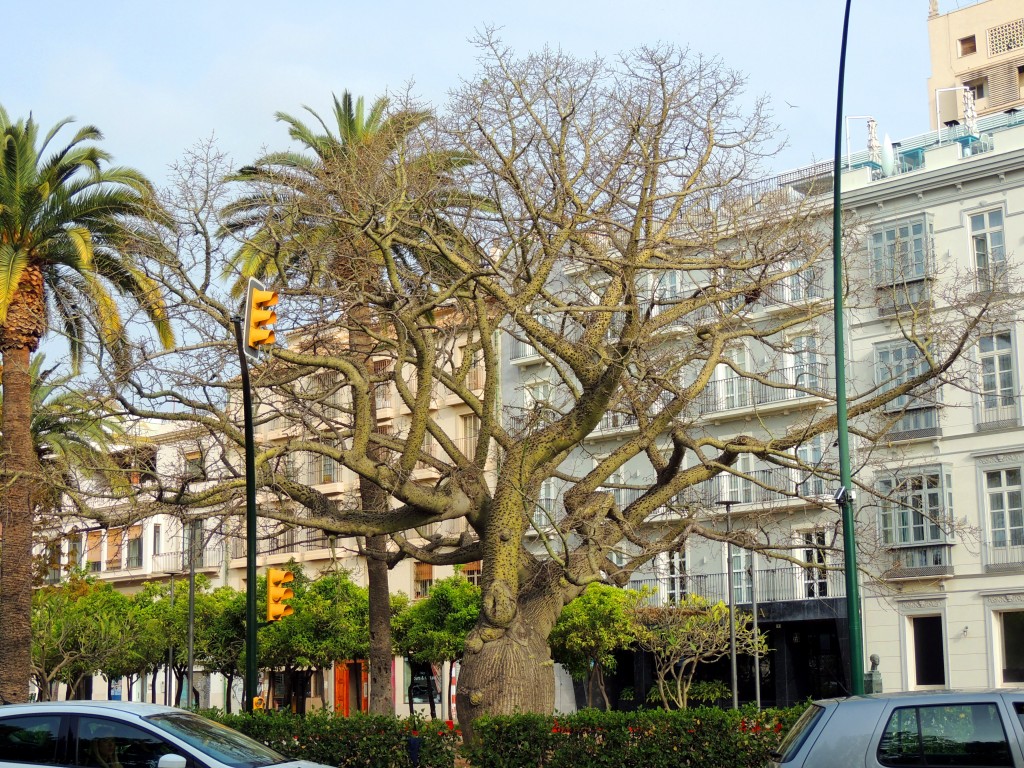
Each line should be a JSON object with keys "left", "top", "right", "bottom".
{"left": 158, "top": 755, "right": 188, "bottom": 768}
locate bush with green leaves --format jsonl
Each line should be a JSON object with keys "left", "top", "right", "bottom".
{"left": 462, "top": 705, "right": 807, "bottom": 768}
{"left": 206, "top": 709, "right": 459, "bottom": 768}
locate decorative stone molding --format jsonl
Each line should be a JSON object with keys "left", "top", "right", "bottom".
{"left": 983, "top": 593, "right": 1024, "bottom": 607}
{"left": 897, "top": 598, "right": 946, "bottom": 613}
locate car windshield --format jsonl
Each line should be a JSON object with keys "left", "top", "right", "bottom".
{"left": 144, "top": 712, "right": 285, "bottom": 768}
{"left": 772, "top": 703, "right": 825, "bottom": 763}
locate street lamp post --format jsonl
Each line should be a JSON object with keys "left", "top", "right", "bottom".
{"left": 833, "top": 0, "right": 865, "bottom": 696}
{"left": 717, "top": 498, "right": 740, "bottom": 709}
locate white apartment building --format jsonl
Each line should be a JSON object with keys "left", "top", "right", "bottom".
{"left": 501, "top": 105, "right": 1024, "bottom": 706}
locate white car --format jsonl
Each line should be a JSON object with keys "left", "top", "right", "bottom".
{"left": 0, "top": 701, "right": 335, "bottom": 768}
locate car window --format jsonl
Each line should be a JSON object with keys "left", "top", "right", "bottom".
{"left": 878, "top": 703, "right": 1012, "bottom": 767}
{"left": 0, "top": 714, "right": 63, "bottom": 765}
{"left": 772, "top": 704, "right": 824, "bottom": 763}
{"left": 144, "top": 712, "right": 283, "bottom": 768}
{"left": 75, "top": 717, "right": 181, "bottom": 768}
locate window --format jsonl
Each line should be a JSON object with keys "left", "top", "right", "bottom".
{"left": 796, "top": 435, "right": 828, "bottom": 496}
{"left": 68, "top": 535, "right": 83, "bottom": 571}
{"left": 801, "top": 531, "right": 828, "bottom": 598}
{"left": 0, "top": 714, "right": 61, "bottom": 763}
{"left": 152, "top": 524, "right": 162, "bottom": 557}
{"left": 958, "top": 35, "right": 977, "bottom": 56}
{"left": 533, "top": 477, "right": 557, "bottom": 529}
{"left": 666, "top": 548, "right": 686, "bottom": 604}
{"left": 870, "top": 216, "right": 933, "bottom": 286}
{"left": 964, "top": 76, "right": 986, "bottom": 101}
{"left": 308, "top": 446, "right": 337, "bottom": 485}
{"left": 878, "top": 703, "right": 1010, "bottom": 766}
{"left": 911, "top": 615, "right": 946, "bottom": 687}
{"left": 878, "top": 468, "right": 951, "bottom": 548}
{"left": 1001, "top": 611, "right": 1024, "bottom": 683}
{"left": 106, "top": 528, "right": 124, "bottom": 571}
{"left": 971, "top": 209, "right": 1006, "bottom": 293}
{"left": 730, "top": 545, "right": 752, "bottom": 604}
{"left": 183, "top": 451, "right": 205, "bottom": 481}
{"left": 126, "top": 526, "right": 143, "bottom": 569}
{"left": 462, "top": 561, "right": 482, "bottom": 587}
{"left": 86, "top": 530, "right": 103, "bottom": 572}
{"left": 414, "top": 562, "right": 434, "bottom": 599}
{"left": 75, "top": 716, "right": 180, "bottom": 768}
{"left": 979, "top": 332, "right": 1017, "bottom": 425}
{"left": 875, "top": 340, "right": 941, "bottom": 437}
{"left": 460, "top": 414, "right": 480, "bottom": 457}
{"left": 985, "top": 468, "right": 1024, "bottom": 551}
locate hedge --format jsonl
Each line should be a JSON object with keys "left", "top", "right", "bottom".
{"left": 206, "top": 709, "right": 460, "bottom": 768}
{"left": 461, "top": 705, "right": 807, "bottom": 768}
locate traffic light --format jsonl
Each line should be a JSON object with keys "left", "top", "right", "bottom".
{"left": 243, "top": 278, "right": 278, "bottom": 358}
{"left": 266, "top": 568, "right": 294, "bottom": 622}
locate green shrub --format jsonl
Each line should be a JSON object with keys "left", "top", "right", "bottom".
{"left": 463, "top": 704, "right": 807, "bottom": 768}
{"left": 206, "top": 709, "right": 459, "bottom": 768}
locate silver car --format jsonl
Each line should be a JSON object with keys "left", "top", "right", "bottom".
{"left": 770, "top": 689, "right": 1024, "bottom": 767}
{"left": 0, "top": 701, "right": 334, "bottom": 768}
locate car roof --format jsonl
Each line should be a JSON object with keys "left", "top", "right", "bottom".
{"left": 816, "top": 689, "right": 1024, "bottom": 706}
{"left": 0, "top": 701, "right": 183, "bottom": 717}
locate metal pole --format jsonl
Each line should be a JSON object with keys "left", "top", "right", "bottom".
{"left": 725, "top": 505, "right": 738, "bottom": 709}
{"left": 833, "top": 0, "right": 865, "bottom": 696}
{"left": 166, "top": 577, "right": 175, "bottom": 706}
{"left": 751, "top": 562, "right": 760, "bottom": 709}
{"left": 232, "top": 316, "right": 259, "bottom": 712}
{"left": 186, "top": 546, "right": 196, "bottom": 709}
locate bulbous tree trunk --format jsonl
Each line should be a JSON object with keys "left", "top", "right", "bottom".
{"left": 0, "top": 267, "right": 47, "bottom": 703}
{"left": 365, "top": 531, "right": 394, "bottom": 714}
{"left": 456, "top": 597, "right": 560, "bottom": 733}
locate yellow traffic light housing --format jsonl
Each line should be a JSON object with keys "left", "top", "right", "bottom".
{"left": 243, "top": 278, "right": 278, "bottom": 359}
{"left": 267, "top": 568, "right": 294, "bottom": 622}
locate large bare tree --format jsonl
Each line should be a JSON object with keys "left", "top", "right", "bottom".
{"left": 93, "top": 39, "right": 1004, "bottom": 728}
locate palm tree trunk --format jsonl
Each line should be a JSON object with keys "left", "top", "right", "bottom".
{"left": 0, "top": 345, "right": 40, "bottom": 703}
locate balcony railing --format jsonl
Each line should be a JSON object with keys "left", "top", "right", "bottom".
{"left": 976, "top": 396, "right": 1020, "bottom": 430}
{"left": 153, "top": 548, "right": 223, "bottom": 573}
{"left": 698, "top": 363, "right": 830, "bottom": 414}
{"left": 628, "top": 564, "right": 845, "bottom": 607}
{"left": 986, "top": 541, "right": 1024, "bottom": 571}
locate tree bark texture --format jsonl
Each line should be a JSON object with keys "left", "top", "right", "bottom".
{"left": 0, "top": 266, "right": 46, "bottom": 703}
{"left": 365, "top": 531, "right": 394, "bottom": 714}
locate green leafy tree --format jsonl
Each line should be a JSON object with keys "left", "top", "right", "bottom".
{"left": 0, "top": 106, "right": 174, "bottom": 702}
{"left": 31, "top": 574, "right": 133, "bottom": 700}
{"left": 259, "top": 565, "right": 369, "bottom": 712}
{"left": 549, "top": 584, "right": 640, "bottom": 710}
{"left": 630, "top": 595, "right": 767, "bottom": 709}
{"left": 199, "top": 585, "right": 247, "bottom": 712}
{"left": 394, "top": 575, "right": 481, "bottom": 719}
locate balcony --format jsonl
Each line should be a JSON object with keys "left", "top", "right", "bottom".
{"left": 153, "top": 548, "right": 224, "bottom": 574}
{"left": 882, "top": 544, "right": 954, "bottom": 580}
{"left": 986, "top": 541, "right": 1024, "bottom": 572}
{"left": 699, "top": 363, "right": 830, "bottom": 415}
{"left": 628, "top": 564, "right": 846, "bottom": 607}
{"left": 976, "top": 395, "right": 1020, "bottom": 431}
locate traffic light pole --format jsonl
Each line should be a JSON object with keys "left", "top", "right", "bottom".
{"left": 232, "top": 316, "right": 259, "bottom": 713}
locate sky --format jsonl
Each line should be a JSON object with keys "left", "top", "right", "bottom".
{"left": 3, "top": 0, "right": 977, "bottom": 187}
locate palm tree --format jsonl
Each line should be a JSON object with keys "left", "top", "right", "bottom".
{"left": 0, "top": 106, "right": 174, "bottom": 702}
{"left": 223, "top": 91, "right": 473, "bottom": 714}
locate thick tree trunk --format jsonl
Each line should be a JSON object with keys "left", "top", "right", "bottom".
{"left": 366, "top": 532, "right": 394, "bottom": 714}
{"left": 0, "top": 345, "right": 40, "bottom": 703}
{"left": 456, "top": 609, "right": 558, "bottom": 731}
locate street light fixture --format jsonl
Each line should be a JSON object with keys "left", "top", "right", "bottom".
{"left": 717, "top": 498, "right": 740, "bottom": 710}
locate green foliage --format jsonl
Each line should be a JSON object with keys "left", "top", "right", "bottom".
{"left": 463, "top": 705, "right": 806, "bottom": 768}
{"left": 631, "top": 595, "right": 767, "bottom": 709}
{"left": 392, "top": 576, "right": 480, "bottom": 664}
{"left": 688, "top": 680, "right": 730, "bottom": 705}
{"left": 549, "top": 584, "right": 641, "bottom": 709}
{"left": 258, "top": 566, "right": 370, "bottom": 670}
{"left": 206, "top": 709, "right": 459, "bottom": 768}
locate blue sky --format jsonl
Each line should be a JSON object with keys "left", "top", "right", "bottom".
{"left": 5, "top": 1, "right": 955, "bottom": 185}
